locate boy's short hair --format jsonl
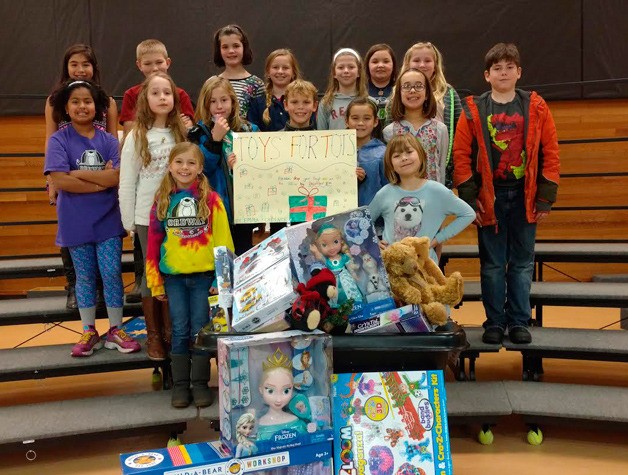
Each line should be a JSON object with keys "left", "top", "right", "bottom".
{"left": 485, "top": 43, "right": 520, "bottom": 70}
{"left": 284, "top": 79, "right": 318, "bottom": 102}
{"left": 136, "top": 39, "right": 168, "bottom": 61}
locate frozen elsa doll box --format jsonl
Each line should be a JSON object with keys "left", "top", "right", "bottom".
{"left": 121, "top": 439, "right": 333, "bottom": 475}
{"left": 218, "top": 330, "right": 334, "bottom": 454}
{"left": 285, "top": 207, "right": 395, "bottom": 323}
{"left": 331, "top": 371, "right": 453, "bottom": 475}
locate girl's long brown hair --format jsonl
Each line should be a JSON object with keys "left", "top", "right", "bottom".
{"left": 389, "top": 68, "right": 437, "bottom": 122}
{"left": 383, "top": 134, "right": 428, "bottom": 184}
{"left": 133, "top": 72, "right": 187, "bottom": 167}
{"left": 155, "top": 143, "right": 212, "bottom": 221}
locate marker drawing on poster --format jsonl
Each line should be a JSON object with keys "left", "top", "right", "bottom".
{"left": 232, "top": 130, "right": 358, "bottom": 223}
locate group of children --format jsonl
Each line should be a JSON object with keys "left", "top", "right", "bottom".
{"left": 43, "top": 25, "right": 559, "bottom": 408}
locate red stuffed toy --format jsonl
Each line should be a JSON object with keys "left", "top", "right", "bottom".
{"left": 288, "top": 268, "right": 340, "bottom": 333}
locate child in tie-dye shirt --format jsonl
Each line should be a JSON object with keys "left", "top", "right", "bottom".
{"left": 146, "top": 142, "right": 234, "bottom": 409}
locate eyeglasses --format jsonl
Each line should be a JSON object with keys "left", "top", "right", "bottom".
{"left": 400, "top": 82, "right": 425, "bottom": 92}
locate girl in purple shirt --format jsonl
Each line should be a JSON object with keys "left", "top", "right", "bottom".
{"left": 45, "top": 80, "right": 140, "bottom": 357}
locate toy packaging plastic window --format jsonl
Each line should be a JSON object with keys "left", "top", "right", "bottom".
{"left": 286, "top": 207, "right": 395, "bottom": 323}
{"left": 218, "top": 330, "right": 334, "bottom": 455}
{"left": 332, "top": 371, "right": 453, "bottom": 475}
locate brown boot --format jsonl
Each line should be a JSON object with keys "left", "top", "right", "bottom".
{"left": 159, "top": 300, "right": 172, "bottom": 352}
{"left": 142, "top": 297, "right": 166, "bottom": 361}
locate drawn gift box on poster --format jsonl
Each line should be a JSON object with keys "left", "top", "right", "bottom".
{"left": 289, "top": 185, "right": 328, "bottom": 222}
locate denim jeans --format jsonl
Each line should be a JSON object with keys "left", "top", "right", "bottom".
{"left": 478, "top": 186, "right": 536, "bottom": 330}
{"left": 163, "top": 271, "right": 214, "bottom": 355}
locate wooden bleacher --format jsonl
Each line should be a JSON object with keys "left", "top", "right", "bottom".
{"left": 0, "top": 99, "right": 627, "bottom": 449}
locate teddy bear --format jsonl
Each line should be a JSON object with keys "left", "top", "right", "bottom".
{"left": 380, "top": 236, "right": 464, "bottom": 326}
{"left": 287, "top": 268, "right": 349, "bottom": 334}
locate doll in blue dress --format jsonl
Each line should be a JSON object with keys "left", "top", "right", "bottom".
{"left": 310, "top": 224, "right": 364, "bottom": 307}
{"left": 235, "top": 412, "right": 258, "bottom": 457}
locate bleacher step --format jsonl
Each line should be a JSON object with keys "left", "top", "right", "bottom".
{"left": 0, "top": 253, "right": 134, "bottom": 280}
{"left": 0, "top": 343, "right": 158, "bottom": 382}
{"left": 0, "top": 391, "right": 208, "bottom": 448}
{"left": 446, "top": 381, "right": 511, "bottom": 418}
{"left": 503, "top": 381, "right": 628, "bottom": 423}
{"left": 0, "top": 296, "right": 142, "bottom": 326}
{"left": 462, "top": 281, "right": 628, "bottom": 307}
{"left": 503, "top": 327, "right": 628, "bottom": 360}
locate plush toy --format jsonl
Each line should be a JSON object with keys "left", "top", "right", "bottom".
{"left": 380, "top": 237, "right": 464, "bottom": 326}
{"left": 287, "top": 268, "right": 349, "bottom": 334}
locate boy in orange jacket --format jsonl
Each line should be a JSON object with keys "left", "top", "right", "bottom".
{"left": 453, "top": 43, "right": 560, "bottom": 344}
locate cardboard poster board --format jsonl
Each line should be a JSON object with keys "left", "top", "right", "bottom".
{"left": 232, "top": 130, "right": 358, "bottom": 223}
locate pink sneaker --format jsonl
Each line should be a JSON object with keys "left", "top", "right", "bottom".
{"left": 104, "top": 327, "right": 141, "bottom": 354}
{"left": 71, "top": 329, "right": 103, "bottom": 357}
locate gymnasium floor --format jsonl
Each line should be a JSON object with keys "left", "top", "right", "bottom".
{"left": 1, "top": 303, "right": 627, "bottom": 474}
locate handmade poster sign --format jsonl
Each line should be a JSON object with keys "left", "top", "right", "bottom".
{"left": 232, "top": 130, "right": 358, "bottom": 223}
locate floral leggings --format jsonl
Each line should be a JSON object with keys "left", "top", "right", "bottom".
{"left": 68, "top": 237, "right": 123, "bottom": 308}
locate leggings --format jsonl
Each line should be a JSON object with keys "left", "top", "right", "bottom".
{"left": 69, "top": 237, "right": 124, "bottom": 309}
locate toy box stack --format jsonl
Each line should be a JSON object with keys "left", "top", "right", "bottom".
{"left": 231, "top": 229, "right": 294, "bottom": 332}
{"left": 121, "top": 439, "right": 333, "bottom": 475}
{"left": 332, "top": 371, "right": 453, "bottom": 475}
{"left": 218, "top": 331, "right": 334, "bottom": 456}
{"left": 286, "top": 207, "right": 395, "bottom": 324}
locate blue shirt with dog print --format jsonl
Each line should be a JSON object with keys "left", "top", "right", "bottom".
{"left": 369, "top": 180, "right": 475, "bottom": 263}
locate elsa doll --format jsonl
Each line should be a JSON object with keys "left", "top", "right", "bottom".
{"left": 256, "top": 349, "right": 308, "bottom": 441}
{"left": 310, "top": 223, "right": 363, "bottom": 306}
{"left": 235, "top": 413, "right": 258, "bottom": 457}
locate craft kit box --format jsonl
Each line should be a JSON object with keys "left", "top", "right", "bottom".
{"left": 332, "top": 371, "right": 453, "bottom": 475}
{"left": 285, "top": 207, "right": 395, "bottom": 323}
{"left": 231, "top": 229, "right": 297, "bottom": 332}
{"left": 218, "top": 331, "right": 334, "bottom": 455}
{"left": 351, "top": 305, "right": 433, "bottom": 334}
{"left": 234, "top": 228, "right": 290, "bottom": 286}
{"left": 121, "top": 439, "right": 334, "bottom": 475}
{"left": 232, "top": 258, "right": 296, "bottom": 332}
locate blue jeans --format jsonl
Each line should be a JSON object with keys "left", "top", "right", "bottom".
{"left": 163, "top": 271, "right": 214, "bottom": 355}
{"left": 478, "top": 186, "right": 536, "bottom": 330}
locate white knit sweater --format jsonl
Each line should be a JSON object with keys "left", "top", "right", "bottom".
{"left": 118, "top": 127, "right": 175, "bottom": 230}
